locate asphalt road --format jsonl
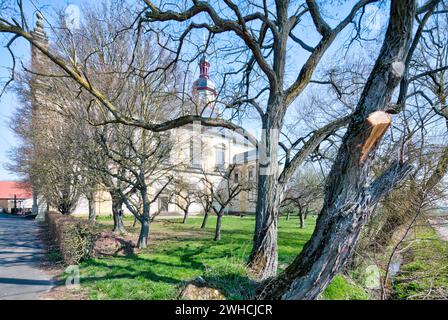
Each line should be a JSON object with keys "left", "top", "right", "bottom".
{"left": 0, "top": 213, "right": 53, "bottom": 300}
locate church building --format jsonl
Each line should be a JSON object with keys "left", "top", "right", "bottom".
{"left": 29, "top": 14, "right": 258, "bottom": 218}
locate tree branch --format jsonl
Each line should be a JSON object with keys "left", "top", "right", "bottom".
{"left": 278, "top": 114, "right": 352, "bottom": 184}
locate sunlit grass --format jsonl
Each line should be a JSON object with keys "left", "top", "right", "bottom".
{"left": 68, "top": 214, "right": 368, "bottom": 299}
{"left": 394, "top": 225, "right": 448, "bottom": 300}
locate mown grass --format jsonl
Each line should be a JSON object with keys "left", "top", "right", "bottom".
{"left": 67, "top": 214, "right": 369, "bottom": 300}
{"left": 322, "top": 275, "right": 370, "bottom": 300}
{"left": 394, "top": 225, "right": 448, "bottom": 299}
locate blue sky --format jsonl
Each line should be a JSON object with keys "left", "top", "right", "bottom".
{"left": 0, "top": 28, "right": 28, "bottom": 181}
{"left": 0, "top": 1, "right": 83, "bottom": 180}
{"left": 0, "top": 0, "right": 387, "bottom": 181}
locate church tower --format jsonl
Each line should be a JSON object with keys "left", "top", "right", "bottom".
{"left": 30, "top": 13, "right": 49, "bottom": 221}
{"left": 192, "top": 54, "right": 218, "bottom": 117}
{"left": 30, "top": 13, "right": 49, "bottom": 116}
{"left": 30, "top": 13, "right": 48, "bottom": 77}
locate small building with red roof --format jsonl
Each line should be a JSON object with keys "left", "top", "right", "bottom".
{"left": 0, "top": 181, "right": 33, "bottom": 213}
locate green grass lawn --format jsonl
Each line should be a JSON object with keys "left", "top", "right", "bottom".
{"left": 67, "top": 215, "right": 368, "bottom": 300}
{"left": 394, "top": 225, "right": 448, "bottom": 299}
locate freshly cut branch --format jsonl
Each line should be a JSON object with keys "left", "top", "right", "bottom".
{"left": 359, "top": 111, "right": 392, "bottom": 164}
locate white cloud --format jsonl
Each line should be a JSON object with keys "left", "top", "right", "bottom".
{"left": 65, "top": 4, "right": 80, "bottom": 30}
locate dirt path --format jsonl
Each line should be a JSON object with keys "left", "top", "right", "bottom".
{"left": 0, "top": 213, "right": 54, "bottom": 300}
{"left": 428, "top": 216, "right": 448, "bottom": 241}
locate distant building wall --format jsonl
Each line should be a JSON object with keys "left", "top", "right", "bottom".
{"left": 70, "top": 125, "right": 258, "bottom": 217}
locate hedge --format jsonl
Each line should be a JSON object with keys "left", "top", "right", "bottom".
{"left": 46, "top": 212, "right": 99, "bottom": 265}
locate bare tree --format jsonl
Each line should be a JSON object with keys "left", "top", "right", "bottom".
{"left": 95, "top": 124, "right": 174, "bottom": 248}
{"left": 169, "top": 179, "right": 197, "bottom": 224}
{"left": 199, "top": 164, "right": 254, "bottom": 241}
{"left": 9, "top": 72, "right": 82, "bottom": 215}
{"left": 281, "top": 170, "right": 323, "bottom": 228}
{"left": 1, "top": 0, "right": 444, "bottom": 298}
{"left": 195, "top": 183, "right": 214, "bottom": 229}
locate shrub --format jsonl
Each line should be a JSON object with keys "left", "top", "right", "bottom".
{"left": 47, "top": 212, "right": 98, "bottom": 265}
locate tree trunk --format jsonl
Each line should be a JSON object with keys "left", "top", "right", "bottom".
{"left": 286, "top": 211, "right": 290, "bottom": 220}
{"left": 248, "top": 173, "right": 282, "bottom": 280}
{"left": 182, "top": 207, "right": 189, "bottom": 224}
{"left": 88, "top": 191, "right": 96, "bottom": 223}
{"left": 111, "top": 193, "right": 126, "bottom": 234}
{"left": 200, "top": 211, "right": 209, "bottom": 229}
{"left": 137, "top": 192, "right": 151, "bottom": 249}
{"left": 248, "top": 111, "right": 283, "bottom": 280}
{"left": 214, "top": 211, "right": 223, "bottom": 241}
{"left": 298, "top": 211, "right": 304, "bottom": 229}
{"left": 257, "top": 0, "right": 416, "bottom": 299}
{"left": 137, "top": 218, "right": 149, "bottom": 248}
{"left": 297, "top": 203, "right": 304, "bottom": 228}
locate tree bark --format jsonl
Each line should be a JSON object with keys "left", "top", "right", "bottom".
{"left": 298, "top": 210, "right": 304, "bottom": 229}
{"left": 214, "top": 211, "right": 223, "bottom": 241}
{"left": 258, "top": 0, "right": 416, "bottom": 299}
{"left": 182, "top": 205, "right": 190, "bottom": 224}
{"left": 200, "top": 211, "right": 209, "bottom": 229}
{"left": 137, "top": 217, "right": 149, "bottom": 248}
{"left": 297, "top": 203, "right": 305, "bottom": 228}
{"left": 248, "top": 110, "right": 284, "bottom": 280}
{"left": 87, "top": 191, "right": 96, "bottom": 223}
{"left": 111, "top": 193, "right": 126, "bottom": 234}
{"left": 137, "top": 190, "right": 151, "bottom": 249}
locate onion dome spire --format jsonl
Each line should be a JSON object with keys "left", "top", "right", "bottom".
{"left": 192, "top": 53, "right": 217, "bottom": 115}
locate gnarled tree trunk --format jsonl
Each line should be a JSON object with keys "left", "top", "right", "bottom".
{"left": 182, "top": 206, "right": 190, "bottom": 224}
{"left": 258, "top": 0, "right": 416, "bottom": 299}
{"left": 298, "top": 211, "right": 304, "bottom": 229}
{"left": 111, "top": 192, "right": 126, "bottom": 234}
{"left": 200, "top": 206, "right": 210, "bottom": 229}
{"left": 137, "top": 190, "right": 151, "bottom": 249}
{"left": 87, "top": 191, "right": 96, "bottom": 223}
{"left": 214, "top": 211, "right": 223, "bottom": 241}
{"left": 248, "top": 112, "right": 284, "bottom": 279}
{"left": 137, "top": 218, "right": 149, "bottom": 248}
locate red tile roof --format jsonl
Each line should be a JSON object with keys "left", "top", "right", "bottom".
{"left": 0, "top": 181, "right": 32, "bottom": 199}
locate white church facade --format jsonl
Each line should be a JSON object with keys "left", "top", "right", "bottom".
{"left": 87, "top": 55, "right": 259, "bottom": 217}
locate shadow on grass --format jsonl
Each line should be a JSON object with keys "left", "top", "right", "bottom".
{"left": 74, "top": 216, "right": 316, "bottom": 299}
{"left": 79, "top": 258, "right": 181, "bottom": 285}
